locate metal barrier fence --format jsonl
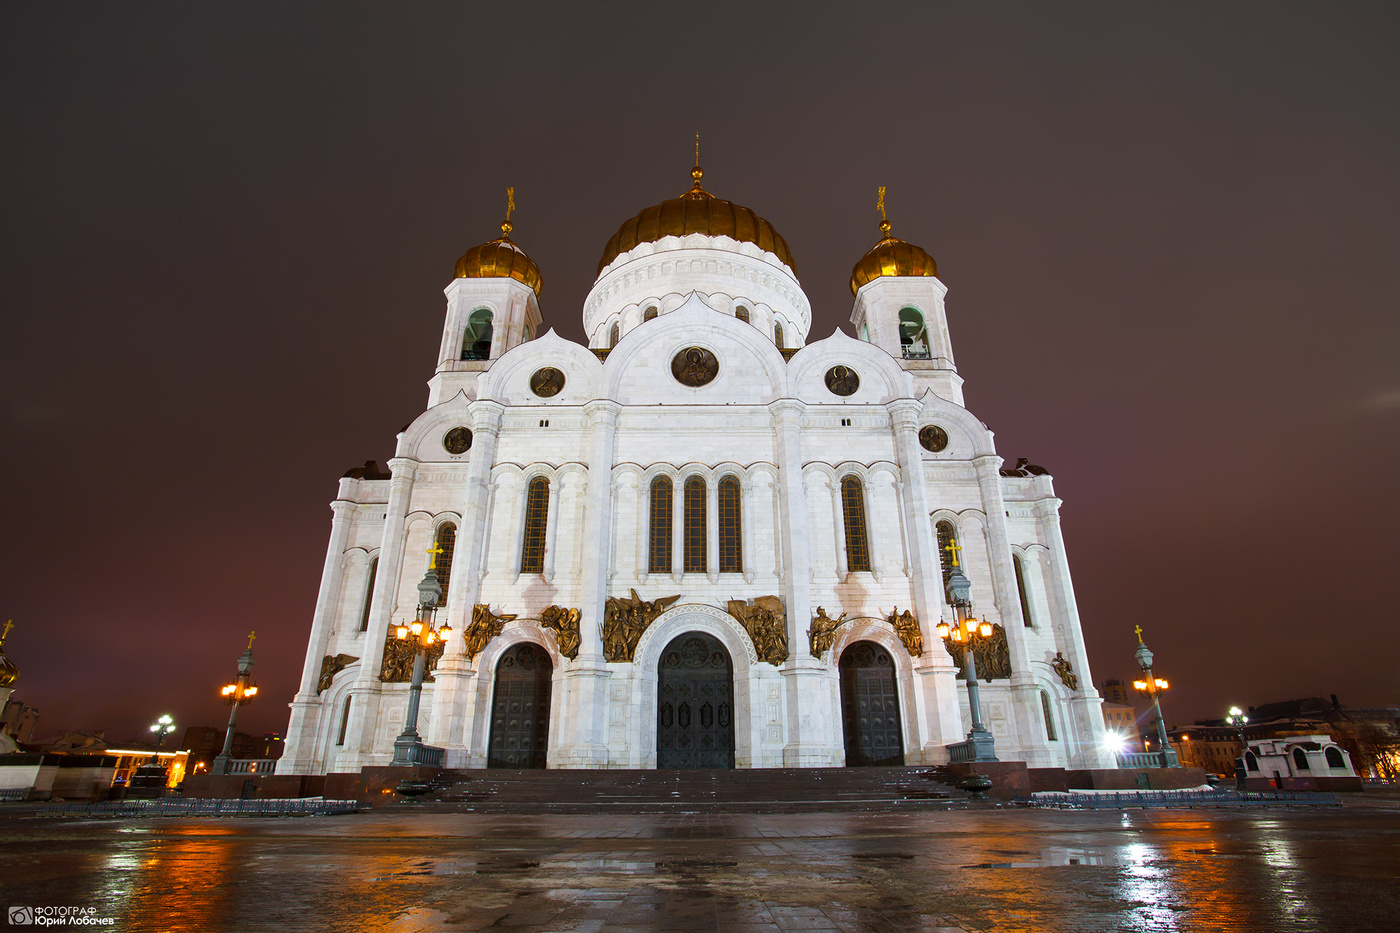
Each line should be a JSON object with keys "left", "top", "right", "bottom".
{"left": 1014, "top": 790, "right": 1340, "bottom": 809}
{"left": 0, "top": 787, "right": 29, "bottom": 802}
{"left": 40, "top": 798, "right": 361, "bottom": 818}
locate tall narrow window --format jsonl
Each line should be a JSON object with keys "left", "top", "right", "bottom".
{"left": 649, "top": 476, "right": 673, "bottom": 573}
{"left": 683, "top": 476, "right": 706, "bottom": 573}
{"left": 609, "top": 321, "right": 620, "bottom": 347}
{"left": 336, "top": 696, "right": 353, "bottom": 746}
{"left": 1292, "top": 748, "right": 1310, "bottom": 771}
{"left": 644, "top": 306, "right": 658, "bottom": 321}
{"left": 774, "top": 321, "right": 784, "bottom": 348}
{"left": 1013, "top": 554, "right": 1034, "bottom": 627}
{"left": 1325, "top": 747, "right": 1345, "bottom": 769}
{"left": 432, "top": 523, "right": 457, "bottom": 607}
{"left": 718, "top": 475, "right": 742, "bottom": 573}
{"left": 358, "top": 557, "right": 378, "bottom": 632}
{"left": 520, "top": 477, "right": 549, "bottom": 574}
{"left": 736, "top": 306, "right": 750, "bottom": 323}
{"left": 899, "top": 308, "right": 930, "bottom": 359}
{"left": 1041, "top": 691, "right": 1057, "bottom": 741}
{"left": 462, "top": 309, "right": 493, "bottom": 360}
{"left": 840, "top": 475, "right": 871, "bottom": 572}
{"left": 936, "top": 521, "right": 958, "bottom": 587}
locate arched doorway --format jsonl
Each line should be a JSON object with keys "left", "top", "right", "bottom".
{"left": 839, "top": 641, "right": 904, "bottom": 766}
{"left": 487, "top": 643, "right": 552, "bottom": 768}
{"left": 657, "top": 632, "right": 735, "bottom": 769}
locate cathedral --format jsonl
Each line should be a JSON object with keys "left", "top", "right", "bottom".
{"left": 278, "top": 164, "right": 1114, "bottom": 775}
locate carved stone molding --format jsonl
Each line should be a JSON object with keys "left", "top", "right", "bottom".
{"left": 464, "top": 604, "right": 519, "bottom": 661}
{"left": 602, "top": 589, "right": 681, "bottom": 662}
{"left": 726, "top": 596, "right": 787, "bottom": 665}
{"left": 317, "top": 654, "right": 358, "bottom": 694}
{"left": 886, "top": 607, "right": 924, "bottom": 658}
{"left": 539, "top": 605, "right": 581, "bottom": 660}
{"left": 942, "top": 624, "right": 1014, "bottom": 682}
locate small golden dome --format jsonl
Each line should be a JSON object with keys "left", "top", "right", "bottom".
{"left": 597, "top": 165, "right": 795, "bottom": 275}
{"left": 849, "top": 219, "right": 938, "bottom": 296}
{"left": 0, "top": 652, "right": 16, "bottom": 689}
{"left": 455, "top": 220, "right": 543, "bottom": 297}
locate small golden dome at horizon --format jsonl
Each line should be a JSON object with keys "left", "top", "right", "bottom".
{"left": 849, "top": 219, "right": 938, "bottom": 296}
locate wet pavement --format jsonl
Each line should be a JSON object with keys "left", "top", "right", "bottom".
{"left": 2, "top": 803, "right": 1398, "bottom": 932}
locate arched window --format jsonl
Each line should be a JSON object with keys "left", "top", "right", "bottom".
{"left": 523, "top": 324, "right": 533, "bottom": 342}
{"left": 609, "top": 321, "right": 620, "bottom": 348}
{"left": 774, "top": 321, "right": 784, "bottom": 348}
{"left": 336, "top": 696, "right": 352, "bottom": 746}
{"left": 520, "top": 477, "right": 549, "bottom": 574}
{"left": 432, "top": 523, "right": 457, "bottom": 608}
{"left": 840, "top": 475, "right": 871, "bottom": 573}
{"left": 644, "top": 306, "right": 658, "bottom": 321}
{"left": 1040, "top": 691, "right": 1057, "bottom": 741}
{"left": 462, "top": 309, "right": 493, "bottom": 360}
{"left": 1245, "top": 750, "right": 1259, "bottom": 771}
{"left": 736, "top": 306, "right": 750, "bottom": 323}
{"left": 899, "top": 308, "right": 930, "bottom": 359}
{"left": 648, "top": 476, "right": 672, "bottom": 573}
{"left": 859, "top": 323, "right": 869, "bottom": 342}
{"left": 718, "top": 475, "right": 742, "bottom": 573}
{"left": 936, "top": 520, "right": 958, "bottom": 587}
{"left": 1013, "top": 554, "right": 1034, "bottom": 627}
{"left": 1325, "top": 747, "right": 1345, "bottom": 769}
{"left": 1292, "top": 748, "right": 1310, "bottom": 771}
{"left": 358, "top": 557, "right": 378, "bottom": 632}
{"left": 683, "top": 476, "right": 706, "bottom": 573}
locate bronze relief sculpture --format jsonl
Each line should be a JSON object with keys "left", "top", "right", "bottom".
{"left": 380, "top": 637, "right": 443, "bottom": 683}
{"left": 529, "top": 367, "right": 566, "bottom": 398}
{"left": 602, "top": 589, "right": 681, "bottom": 662}
{"left": 887, "top": 607, "right": 924, "bottom": 658}
{"left": 539, "top": 605, "right": 582, "bottom": 660}
{"left": 726, "top": 596, "right": 788, "bottom": 665}
{"left": 1051, "top": 651, "right": 1078, "bottom": 691}
{"left": 464, "top": 604, "right": 519, "bottom": 661}
{"left": 442, "top": 426, "right": 473, "bottom": 454}
{"left": 824, "top": 365, "right": 859, "bottom": 396}
{"left": 941, "top": 622, "right": 1014, "bottom": 682}
{"left": 671, "top": 346, "right": 719, "bottom": 387}
{"left": 317, "top": 653, "right": 358, "bottom": 694}
{"left": 918, "top": 425, "right": 948, "bottom": 452}
{"left": 807, "top": 606, "right": 849, "bottom": 659}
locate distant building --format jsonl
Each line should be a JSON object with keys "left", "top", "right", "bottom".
{"left": 182, "top": 727, "right": 283, "bottom": 772}
{"left": 1100, "top": 701, "right": 1139, "bottom": 739}
{"left": 1, "top": 697, "right": 39, "bottom": 745}
{"left": 1246, "top": 696, "right": 1400, "bottom": 782}
{"left": 1100, "top": 679, "right": 1134, "bottom": 707}
{"left": 1245, "top": 734, "right": 1358, "bottom": 790}
{"left": 1168, "top": 724, "right": 1239, "bottom": 777}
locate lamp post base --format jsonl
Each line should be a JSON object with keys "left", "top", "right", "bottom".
{"left": 390, "top": 733, "right": 445, "bottom": 768}
{"left": 947, "top": 726, "right": 998, "bottom": 763}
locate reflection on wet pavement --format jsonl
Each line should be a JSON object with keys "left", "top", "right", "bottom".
{"left": 2, "top": 807, "right": 1397, "bottom": 932}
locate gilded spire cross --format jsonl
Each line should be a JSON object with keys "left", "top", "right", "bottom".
{"left": 427, "top": 541, "right": 445, "bottom": 570}
{"left": 246, "top": 630, "right": 256, "bottom": 649}
{"left": 1, "top": 619, "right": 11, "bottom": 645}
{"left": 501, "top": 186, "right": 515, "bottom": 238}
{"left": 1135, "top": 624, "right": 1144, "bottom": 644}
{"left": 943, "top": 536, "right": 962, "bottom": 568}
{"left": 877, "top": 186, "right": 891, "bottom": 235}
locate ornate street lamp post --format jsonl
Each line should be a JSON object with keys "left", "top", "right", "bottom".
{"left": 390, "top": 548, "right": 453, "bottom": 767}
{"left": 1132, "top": 626, "right": 1179, "bottom": 768}
{"left": 936, "top": 535, "right": 997, "bottom": 763}
{"left": 149, "top": 714, "right": 177, "bottom": 748}
{"left": 212, "top": 632, "right": 259, "bottom": 775}
{"left": 1226, "top": 705, "right": 1250, "bottom": 791}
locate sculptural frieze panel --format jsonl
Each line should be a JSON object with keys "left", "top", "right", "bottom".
{"left": 540, "top": 605, "right": 581, "bottom": 660}
{"left": 887, "top": 607, "right": 924, "bottom": 658}
{"left": 807, "top": 606, "right": 850, "bottom": 659}
{"left": 379, "top": 638, "right": 443, "bottom": 683}
{"left": 941, "top": 623, "right": 1013, "bottom": 682}
{"left": 317, "top": 654, "right": 358, "bottom": 694}
{"left": 726, "top": 596, "right": 787, "bottom": 665}
{"left": 464, "top": 604, "right": 519, "bottom": 661}
{"left": 603, "top": 589, "right": 680, "bottom": 662}
{"left": 1051, "top": 651, "right": 1078, "bottom": 691}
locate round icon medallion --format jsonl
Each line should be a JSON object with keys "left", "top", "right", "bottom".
{"left": 530, "top": 367, "right": 566, "bottom": 398}
{"left": 443, "top": 427, "right": 473, "bottom": 455}
{"left": 671, "top": 347, "right": 719, "bottom": 387}
{"left": 918, "top": 425, "right": 949, "bottom": 452}
{"left": 824, "top": 365, "right": 859, "bottom": 396}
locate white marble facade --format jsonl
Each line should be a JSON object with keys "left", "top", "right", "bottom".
{"left": 278, "top": 186, "right": 1114, "bottom": 775}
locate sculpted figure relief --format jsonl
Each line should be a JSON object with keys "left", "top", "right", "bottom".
{"left": 464, "top": 604, "right": 519, "bottom": 661}
{"left": 602, "top": 589, "right": 680, "bottom": 662}
{"left": 726, "top": 596, "right": 788, "bottom": 665}
{"left": 317, "top": 653, "right": 358, "bottom": 694}
{"left": 887, "top": 607, "right": 924, "bottom": 658}
{"left": 1051, "top": 651, "right": 1078, "bottom": 691}
{"left": 807, "top": 606, "right": 849, "bottom": 659}
{"left": 540, "top": 605, "right": 582, "bottom": 660}
{"left": 379, "top": 636, "right": 444, "bottom": 683}
{"left": 941, "top": 622, "right": 1014, "bottom": 682}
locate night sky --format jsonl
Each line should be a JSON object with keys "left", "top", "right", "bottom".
{"left": 3, "top": 4, "right": 1397, "bottom": 745}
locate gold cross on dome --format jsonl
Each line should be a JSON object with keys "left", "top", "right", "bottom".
{"left": 1, "top": 619, "right": 11, "bottom": 644}
{"left": 878, "top": 186, "right": 887, "bottom": 222}
{"left": 1134, "top": 625, "right": 1144, "bottom": 644}
{"left": 942, "top": 536, "right": 962, "bottom": 568}
{"left": 695, "top": 133, "right": 700, "bottom": 167}
{"left": 506, "top": 186, "right": 515, "bottom": 222}
{"left": 427, "top": 541, "right": 445, "bottom": 569}
{"left": 246, "top": 630, "right": 256, "bottom": 649}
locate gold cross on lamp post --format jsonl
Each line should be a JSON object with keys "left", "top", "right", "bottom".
{"left": 943, "top": 536, "right": 962, "bottom": 568}
{"left": 427, "top": 541, "right": 445, "bottom": 570}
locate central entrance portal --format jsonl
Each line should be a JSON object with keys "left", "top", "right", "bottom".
{"left": 657, "top": 632, "right": 735, "bottom": 769}
{"left": 839, "top": 640, "right": 905, "bottom": 766}
{"left": 487, "top": 642, "right": 552, "bottom": 768}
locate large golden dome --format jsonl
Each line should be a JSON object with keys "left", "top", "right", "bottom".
{"left": 597, "top": 167, "right": 795, "bottom": 275}
{"left": 455, "top": 220, "right": 543, "bottom": 297}
{"left": 849, "top": 220, "right": 938, "bottom": 296}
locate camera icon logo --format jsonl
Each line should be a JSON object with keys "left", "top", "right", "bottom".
{"left": 9, "top": 905, "right": 34, "bottom": 925}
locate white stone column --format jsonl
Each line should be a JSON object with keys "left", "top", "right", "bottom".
{"left": 671, "top": 475, "right": 685, "bottom": 582}
{"left": 831, "top": 476, "right": 849, "bottom": 579}
{"left": 740, "top": 475, "right": 756, "bottom": 584}
{"left": 277, "top": 495, "right": 355, "bottom": 775}
{"left": 425, "top": 402, "right": 503, "bottom": 760}
{"left": 338, "top": 456, "right": 419, "bottom": 770}
{"left": 770, "top": 400, "right": 834, "bottom": 765}
{"left": 555, "top": 399, "right": 621, "bottom": 767}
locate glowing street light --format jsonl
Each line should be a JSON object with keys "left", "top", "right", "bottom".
{"left": 212, "top": 632, "right": 258, "bottom": 775}
{"left": 937, "top": 535, "right": 997, "bottom": 763}
{"left": 149, "top": 714, "right": 177, "bottom": 748}
{"left": 1131, "top": 626, "right": 1179, "bottom": 768}
{"left": 390, "top": 547, "right": 454, "bottom": 767}
{"left": 1226, "top": 705, "right": 1250, "bottom": 791}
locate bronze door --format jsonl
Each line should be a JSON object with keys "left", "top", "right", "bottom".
{"left": 839, "top": 641, "right": 905, "bottom": 766}
{"left": 657, "top": 632, "right": 735, "bottom": 769}
{"left": 487, "top": 643, "right": 552, "bottom": 768}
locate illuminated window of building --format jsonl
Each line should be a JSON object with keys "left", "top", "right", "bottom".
{"left": 736, "top": 306, "right": 750, "bottom": 323}
{"left": 433, "top": 522, "right": 456, "bottom": 607}
{"left": 336, "top": 696, "right": 352, "bottom": 746}
{"left": 1041, "top": 691, "right": 1057, "bottom": 741}
{"left": 683, "top": 476, "right": 706, "bottom": 573}
{"left": 718, "top": 475, "right": 742, "bottom": 573}
{"left": 358, "top": 557, "right": 377, "bottom": 632}
{"left": 649, "top": 476, "right": 672, "bottom": 573}
{"left": 609, "top": 321, "right": 620, "bottom": 348}
{"left": 1013, "top": 554, "right": 1034, "bottom": 627}
{"left": 936, "top": 520, "right": 958, "bottom": 587}
{"left": 462, "top": 309, "right": 493, "bottom": 360}
{"left": 520, "top": 477, "right": 549, "bottom": 574}
{"left": 840, "top": 475, "right": 871, "bottom": 573}
{"left": 644, "top": 306, "right": 658, "bottom": 321}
